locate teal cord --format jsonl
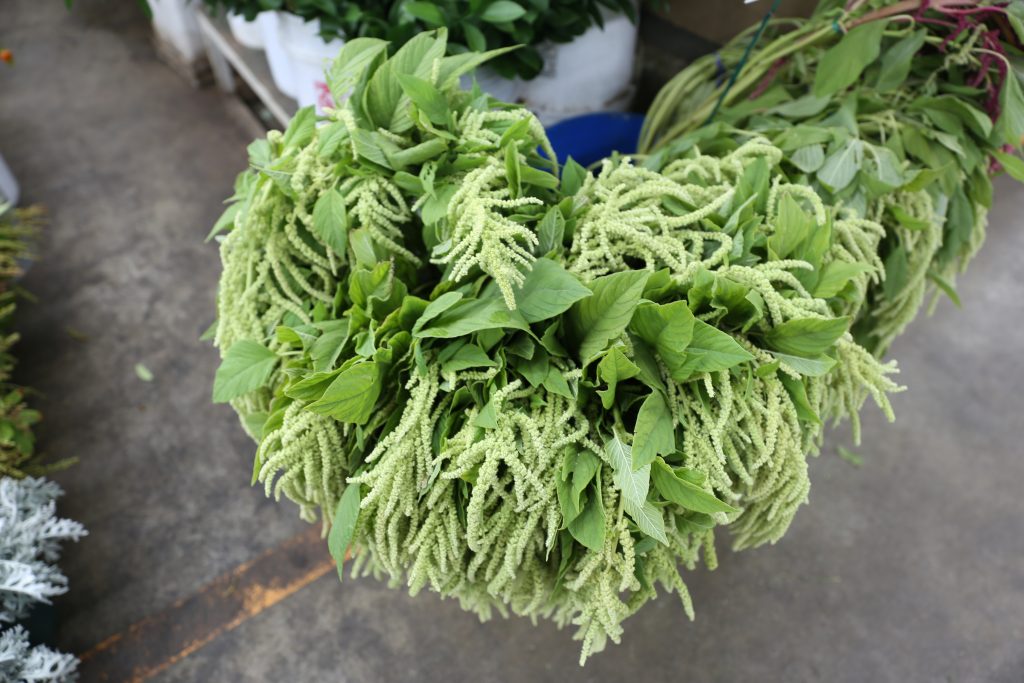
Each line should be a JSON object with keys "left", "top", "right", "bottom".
{"left": 703, "top": 0, "right": 784, "bottom": 125}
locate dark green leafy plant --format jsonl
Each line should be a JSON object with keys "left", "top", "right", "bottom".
{"left": 0, "top": 207, "right": 72, "bottom": 479}
{"left": 210, "top": 29, "right": 901, "bottom": 662}
{"left": 641, "top": 0, "right": 1024, "bottom": 355}
{"left": 202, "top": 0, "right": 639, "bottom": 79}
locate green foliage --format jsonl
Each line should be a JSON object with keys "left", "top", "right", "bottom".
{"left": 201, "top": 0, "right": 638, "bottom": 79}
{"left": 211, "top": 30, "right": 902, "bottom": 663}
{"left": 0, "top": 207, "right": 71, "bottom": 479}
{"left": 641, "top": 0, "right": 1024, "bottom": 356}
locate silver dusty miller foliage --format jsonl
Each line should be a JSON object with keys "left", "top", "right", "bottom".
{"left": 0, "top": 477, "right": 85, "bottom": 682}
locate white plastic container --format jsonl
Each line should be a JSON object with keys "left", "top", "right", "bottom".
{"left": 0, "top": 153, "right": 18, "bottom": 208}
{"left": 149, "top": 0, "right": 204, "bottom": 62}
{"left": 259, "top": 11, "right": 297, "bottom": 99}
{"left": 227, "top": 11, "right": 264, "bottom": 50}
{"left": 279, "top": 14, "right": 344, "bottom": 115}
{"left": 520, "top": 12, "right": 638, "bottom": 125}
{"left": 460, "top": 67, "right": 522, "bottom": 104}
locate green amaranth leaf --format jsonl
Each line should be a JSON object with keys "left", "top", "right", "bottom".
{"left": 651, "top": 458, "right": 737, "bottom": 514}
{"left": 993, "top": 150, "right": 1024, "bottom": 183}
{"left": 631, "top": 391, "right": 675, "bottom": 470}
{"left": 440, "top": 344, "right": 496, "bottom": 374}
{"left": 627, "top": 499, "right": 668, "bottom": 545}
{"left": 883, "top": 245, "right": 910, "bottom": 302}
{"left": 571, "top": 451, "right": 600, "bottom": 511}
{"left": 308, "top": 362, "right": 381, "bottom": 425}
{"left": 765, "top": 317, "right": 849, "bottom": 358}
{"left": 769, "top": 193, "right": 814, "bottom": 260}
{"left": 998, "top": 70, "right": 1024, "bottom": 148}
{"left": 569, "top": 270, "right": 649, "bottom": 364}
{"left": 875, "top": 29, "right": 927, "bottom": 92}
{"left": 629, "top": 301, "right": 695, "bottom": 381}
{"left": 813, "top": 20, "right": 888, "bottom": 98}
{"left": 213, "top": 340, "right": 277, "bottom": 403}
{"left": 596, "top": 346, "right": 640, "bottom": 409}
{"left": 328, "top": 483, "right": 361, "bottom": 580}
{"left": 513, "top": 258, "right": 592, "bottom": 324}
{"left": 415, "top": 296, "right": 529, "bottom": 339}
{"left": 396, "top": 73, "right": 449, "bottom": 125}
{"left": 814, "top": 262, "right": 873, "bottom": 298}
{"left": 312, "top": 188, "right": 348, "bottom": 258}
{"left": 672, "top": 320, "right": 753, "bottom": 380}
{"left": 536, "top": 206, "right": 566, "bottom": 256}
{"left": 561, "top": 157, "right": 587, "bottom": 196}
{"left": 771, "top": 352, "right": 837, "bottom": 377}
{"left": 568, "top": 479, "right": 606, "bottom": 551}
{"left": 790, "top": 144, "right": 825, "bottom": 173}
{"left": 779, "top": 374, "right": 821, "bottom": 425}
{"left": 818, "top": 138, "right": 863, "bottom": 193}
{"left": 412, "top": 292, "right": 464, "bottom": 335}
{"left": 605, "top": 432, "right": 649, "bottom": 512}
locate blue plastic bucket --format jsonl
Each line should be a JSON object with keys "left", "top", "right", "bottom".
{"left": 544, "top": 112, "right": 645, "bottom": 167}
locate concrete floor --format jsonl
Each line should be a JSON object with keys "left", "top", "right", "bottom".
{"left": 3, "top": 2, "right": 1023, "bottom": 681}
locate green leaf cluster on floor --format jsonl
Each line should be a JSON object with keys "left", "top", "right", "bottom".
{"left": 641, "top": 0, "right": 1024, "bottom": 356}
{"left": 0, "top": 206, "right": 72, "bottom": 479}
{"left": 209, "top": 28, "right": 914, "bottom": 663}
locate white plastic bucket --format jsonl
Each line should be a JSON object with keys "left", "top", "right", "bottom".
{"left": 0, "top": 153, "right": 19, "bottom": 208}
{"left": 149, "top": 0, "right": 204, "bottom": 62}
{"left": 227, "top": 11, "right": 264, "bottom": 50}
{"left": 279, "top": 14, "right": 344, "bottom": 115}
{"left": 520, "top": 12, "right": 638, "bottom": 125}
{"left": 460, "top": 67, "right": 522, "bottom": 104}
{"left": 259, "top": 11, "right": 297, "bottom": 99}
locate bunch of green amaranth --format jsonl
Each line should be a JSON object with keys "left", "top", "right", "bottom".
{"left": 211, "top": 30, "right": 901, "bottom": 662}
{"left": 641, "top": 0, "right": 1024, "bottom": 355}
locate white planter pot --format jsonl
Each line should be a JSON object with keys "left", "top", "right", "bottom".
{"left": 279, "top": 14, "right": 344, "bottom": 115}
{"left": 227, "top": 11, "right": 264, "bottom": 50}
{"left": 149, "top": 0, "right": 204, "bottom": 62}
{"left": 0, "top": 153, "right": 19, "bottom": 209}
{"left": 460, "top": 67, "right": 522, "bottom": 104}
{"left": 520, "top": 12, "right": 638, "bottom": 125}
{"left": 259, "top": 12, "right": 297, "bottom": 99}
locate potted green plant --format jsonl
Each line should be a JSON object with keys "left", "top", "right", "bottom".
{"left": 280, "top": 0, "right": 641, "bottom": 120}
{"left": 0, "top": 207, "right": 84, "bottom": 682}
{"left": 200, "top": 1, "right": 296, "bottom": 95}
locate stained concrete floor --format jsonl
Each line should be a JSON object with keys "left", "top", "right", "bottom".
{"left": 3, "top": 2, "right": 1023, "bottom": 681}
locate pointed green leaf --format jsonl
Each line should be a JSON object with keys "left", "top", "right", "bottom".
{"left": 632, "top": 392, "right": 675, "bottom": 470}
{"left": 651, "top": 458, "right": 737, "bottom": 514}
{"left": 569, "top": 270, "right": 649, "bottom": 364}
{"left": 813, "top": 20, "right": 887, "bottom": 98}
{"left": 312, "top": 188, "right": 349, "bottom": 257}
{"left": 308, "top": 362, "right": 380, "bottom": 424}
{"left": 328, "top": 483, "right": 361, "bottom": 580}
{"left": 568, "top": 479, "right": 606, "bottom": 551}
{"left": 213, "top": 340, "right": 277, "bottom": 403}
{"left": 480, "top": 1, "right": 526, "bottom": 23}
{"left": 605, "top": 432, "right": 649, "bottom": 511}
{"left": 513, "top": 258, "right": 592, "bottom": 323}
{"left": 596, "top": 346, "right": 640, "bottom": 409}
{"left": 673, "top": 320, "right": 753, "bottom": 380}
{"left": 765, "top": 317, "right": 849, "bottom": 358}
{"left": 625, "top": 499, "right": 668, "bottom": 545}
